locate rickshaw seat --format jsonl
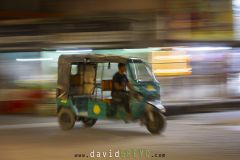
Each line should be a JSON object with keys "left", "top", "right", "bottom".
{"left": 102, "top": 80, "right": 112, "bottom": 91}
{"left": 102, "top": 98, "right": 112, "bottom": 104}
{"left": 101, "top": 80, "right": 113, "bottom": 104}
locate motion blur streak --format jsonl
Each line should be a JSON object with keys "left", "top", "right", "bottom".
{"left": 0, "top": 0, "right": 238, "bottom": 114}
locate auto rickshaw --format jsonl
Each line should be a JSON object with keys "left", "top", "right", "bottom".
{"left": 56, "top": 54, "right": 166, "bottom": 134}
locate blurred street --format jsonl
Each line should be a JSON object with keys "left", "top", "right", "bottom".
{"left": 1, "top": 111, "right": 240, "bottom": 160}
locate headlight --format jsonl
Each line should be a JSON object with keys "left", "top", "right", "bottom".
{"left": 161, "top": 107, "right": 166, "bottom": 113}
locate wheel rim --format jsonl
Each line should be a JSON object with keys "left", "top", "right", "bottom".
{"left": 146, "top": 111, "right": 165, "bottom": 134}
{"left": 148, "top": 112, "right": 160, "bottom": 130}
{"left": 61, "top": 113, "right": 70, "bottom": 123}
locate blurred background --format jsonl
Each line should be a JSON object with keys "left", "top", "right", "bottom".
{"left": 0, "top": 0, "right": 240, "bottom": 115}
{"left": 2, "top": 1, "right": 240, "bottom": 160}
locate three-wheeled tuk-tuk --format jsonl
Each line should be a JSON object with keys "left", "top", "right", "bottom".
{"left": 56, "top": 54, "right": 166, "bottom": 134}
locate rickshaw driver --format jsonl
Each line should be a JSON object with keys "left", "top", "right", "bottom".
{"left": 111, "top": 63, "right": 134, "bottom": 118}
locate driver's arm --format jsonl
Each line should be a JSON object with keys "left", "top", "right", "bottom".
{"left": 125, "top": 75, "right": 135, "bottom": 91}
{"left": 127, "top": 82, "right": 135, "bottom": 91}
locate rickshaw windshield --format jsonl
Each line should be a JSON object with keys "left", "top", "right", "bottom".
{"left": 129, "top": 59, "right": 157, "bottom": 82}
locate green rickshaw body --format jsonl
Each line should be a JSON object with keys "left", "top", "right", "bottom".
{"left": 56, "top": 93, "right": 147, "bottom": 120}
{"left": 56, "top": 54, "right": 165, "bottom": 124}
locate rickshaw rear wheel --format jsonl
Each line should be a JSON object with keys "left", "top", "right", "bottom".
{"left": 82, "top": 118, "right": 97, "bottom": 127}
{"left": 58, "top": 108, "right": 76, "bottom": 130}
{"left": 145, "top": 110, "right": 166, "bottom": 134}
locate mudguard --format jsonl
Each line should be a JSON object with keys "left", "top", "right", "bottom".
{"left": 147, "top": 100, "right": 166, "bottom": 113}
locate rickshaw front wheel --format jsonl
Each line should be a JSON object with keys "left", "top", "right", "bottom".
{"left": 58, "top": 108, "right": 76, "bottom": 130}
{"left": 82, "top": 118, "right": 97, "bottom": 127}
{"left": 145, "top": 110, "right": 166, "bottom": 134}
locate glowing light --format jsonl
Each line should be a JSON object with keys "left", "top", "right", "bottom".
{"left": 123, "top": 48, "right": 161, "bottom": 52}
{"left": 174, "top": 47, "right": 232, "bottom": 51}
{"left": 56, "top": 49, "right": 92, "bottom": 53}
{"left": 155, "top": 55, "right": 190, "bottom": 60}
{"left": 16, "top": 58, "right": 53, "bottom": 62}
{"left": 153, "top": 68, "right": 192, "bottom": 76}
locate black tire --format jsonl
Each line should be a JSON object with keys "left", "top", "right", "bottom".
{"left": 145, "top": 110, "right": 166, "bottom": 134}
{"left": 58, "top": 108, "right": 76, "bottom": 130}
{"left": 82, "top": 118, "right": 97, "bottom": 127}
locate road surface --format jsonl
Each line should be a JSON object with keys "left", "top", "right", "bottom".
{"left": 0, "top": 111, "right": 240, "bottom": 160}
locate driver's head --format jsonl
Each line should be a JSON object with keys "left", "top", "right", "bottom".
{"left": 118, "top": 63, "right": 126, "bottom": 73}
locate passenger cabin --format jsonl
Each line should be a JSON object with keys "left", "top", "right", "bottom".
{"left": 57, "top": 54, "right": 130, "bottom": 104}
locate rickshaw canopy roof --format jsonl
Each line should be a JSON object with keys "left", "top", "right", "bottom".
{"left": 58, "top": 54, "right": 129, "bottom": 65}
